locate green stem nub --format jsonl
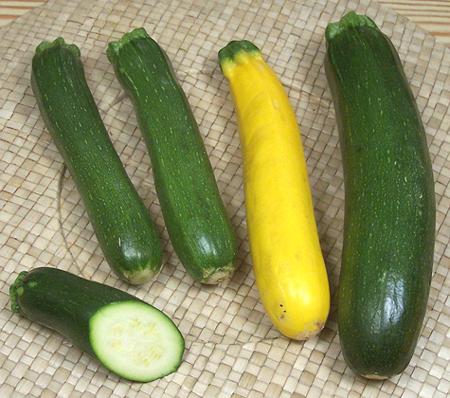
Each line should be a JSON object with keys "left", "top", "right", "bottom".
{"left": 10, "top": 271, "right": 28, "bottom": 313}
{"left": 325, "top": 11, "right": 378, "bottom": 41}
{"left": 35, "top": 37, "right": 81, "bottom": 58}
{"left": 107, "top": 27, "right": 154, "bottom": 64}
{"left": 218, "top": 40, "right": 260, "bottom": 69}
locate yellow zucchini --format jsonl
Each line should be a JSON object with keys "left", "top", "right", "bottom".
{"left": 219, "top": 41, "right": 330, "bottom": 339}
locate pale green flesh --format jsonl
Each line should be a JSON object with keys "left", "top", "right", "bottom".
{"left": 89, "top": 301, "right": 184, "bottom": 382}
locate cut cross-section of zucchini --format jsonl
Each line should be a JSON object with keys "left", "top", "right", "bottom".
{"left": 90, "top": 301, "right": 185, "bottom": 382}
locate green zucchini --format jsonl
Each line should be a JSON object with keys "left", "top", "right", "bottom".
{"left": 325, "top": 12, "right": 435, "bottom": 379}
{"left": 10, "top": 267, "right": 184, "bottom": 382}
{"left": 31, "top": 38, "right": 162, "bottom": 284}
{"left": 107, "top": 28, "right": 238, "bottom": 284}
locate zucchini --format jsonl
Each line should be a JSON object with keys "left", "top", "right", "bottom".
{"left": 31, "top": 38, "right": 162, "bottom": 284}
{"left": 107, "top": 28, "right": 238, "bottom": 284}
{"left": 219, "top": 41, "right": 330, "bottom": 340}
{"left": 10, "top": 267, "right": 184, "bottom": 382}
{"left": 325, "top": 12, "right": 435, "bottom": 378}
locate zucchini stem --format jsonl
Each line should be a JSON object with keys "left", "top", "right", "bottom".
{"left": 325, "top": 11, "right": 378, "bottom": 40}
{"left": 35, "top": 37, "right": 81, "bottom": 58}
{"left": 9, "top": 271, "right": 28, "bottom": 313}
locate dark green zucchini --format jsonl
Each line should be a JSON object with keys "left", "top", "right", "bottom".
{"left": 31, "top": 38, "right": 162, "bottom": 284}
{"left": 107, "top": 28, "right": 238, "bottom": 284}
{"left": 325, "top": 12, "right": 435, "bottom": 379}
{"left": 10, "top": 267, "right": 184, "bottom": 382}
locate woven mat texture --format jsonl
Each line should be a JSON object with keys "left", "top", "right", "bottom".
{"left": 0, "top": 0, "right": 449, "bottom": 397}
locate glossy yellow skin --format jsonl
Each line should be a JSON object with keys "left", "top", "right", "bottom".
{"left": 221, "top": 49, "right": 330, "bottom": 339}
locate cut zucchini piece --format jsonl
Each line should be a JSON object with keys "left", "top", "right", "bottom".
{"left": 10, "top": 267, "right": 184, "bottom": 382}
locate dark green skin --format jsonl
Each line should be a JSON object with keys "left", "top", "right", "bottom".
{"left": 107, "top": 29, "right": 238, "bottom": 284}
{"left": 325, "top": 12, "right": 435, "bottom": 378}
{"left": 9, "top": 267, "right": 138, "bottom": 357}
{"left": 31, "top": 39, "right": 162, "bottom": 284}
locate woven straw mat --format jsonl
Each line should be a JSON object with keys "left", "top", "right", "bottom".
{"left": 0, "top": 0, "right": 449, "bottom": 397}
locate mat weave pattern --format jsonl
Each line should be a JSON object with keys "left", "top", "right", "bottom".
{"left": 0, "top": 0, "right": 449, "bottom": 397}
